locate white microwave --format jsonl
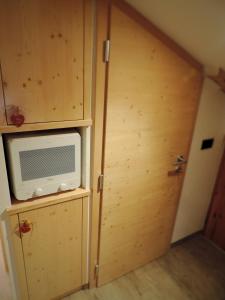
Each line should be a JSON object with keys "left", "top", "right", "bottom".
{"left": 5, "top": 131, "right": 81, "bottom": 201}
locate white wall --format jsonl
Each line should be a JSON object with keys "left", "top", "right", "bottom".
{"left": 172, "top": 78, "right": 225, "bottom": 242}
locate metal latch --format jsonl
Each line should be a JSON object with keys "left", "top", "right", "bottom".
{"left": 104, "top": 40, "right": 110, "bottom": 63}
{"left": 95, "top": 264, "right": 100, "bottom": 278}
{"left": 98, "top": 174, "right": 104, "bottom": 192}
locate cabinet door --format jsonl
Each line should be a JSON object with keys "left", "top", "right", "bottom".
{"left": 19, "top": 199, "right": 82, "bottom": 300}
{"left": 0, "top": 0, "right": 84, "bottom": 124}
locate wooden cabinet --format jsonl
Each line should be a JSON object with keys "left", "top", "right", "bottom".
{"left": 8, "top": 195, "right": 89, "bottom": 300}
{"left": 0, "top": 0, "right": 93, "bottom": 127}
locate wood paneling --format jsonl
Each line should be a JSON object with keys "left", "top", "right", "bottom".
{"left": 19, "top": 199, "right": 83, "bottom": 300}
{"left": 84, "top": 0, "right": 94, "bottom": 120}
{"left": 0, "top": 0, "right": 84, "bottom": 124}
{"left": 97, "top": 3, "right": 203, "bottom": 285}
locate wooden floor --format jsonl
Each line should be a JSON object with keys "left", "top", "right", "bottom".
{"left": 65, "top": 235, "right": 225, "bottom": 300}
{"left": 1, "top": 235, "right": 225, "bottom": 300}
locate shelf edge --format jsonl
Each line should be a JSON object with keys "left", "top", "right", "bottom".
{"left": 0, "top": 119, "right": 92, "bottom": 134}
{"left": 6, "top": 188, "right": 91, "bottom": 215}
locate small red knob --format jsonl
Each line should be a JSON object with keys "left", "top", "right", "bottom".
{"left": 11, "top": 113, "right": 25, "bottom": 127}
{"left": 19, "top": 220, "right": 32, "bottom": 234}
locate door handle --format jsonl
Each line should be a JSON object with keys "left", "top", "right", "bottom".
{"left": 173, "top": 155, "right": 187, "bottom": 166}
{"left": 168, "top": 165, "right": 183, "bottom": 176}
{"left": 168, "top": 155, "right": 187, "bottom": 176}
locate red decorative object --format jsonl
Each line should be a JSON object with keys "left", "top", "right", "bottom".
{"left": 10, "top": 107, "right": 25, "bottom": 127}
{"left": 19, "top": 220, "right": 32, "bottom": 234}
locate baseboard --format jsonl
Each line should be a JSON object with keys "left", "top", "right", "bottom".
{"left": 171, "top": 230, "right": 203, "bottom": 247}
{"left": 202, "top": 235, "right": 225, "bottom": 254}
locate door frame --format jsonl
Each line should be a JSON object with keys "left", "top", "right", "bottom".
{"left": 205, "top": 148, "right": 225, "bottom": 240}
{"left": 89, "top": 0, "right": 110, "bottom": 288}
{"left": 90, "top": 0, "right": 203, "bottom": 288}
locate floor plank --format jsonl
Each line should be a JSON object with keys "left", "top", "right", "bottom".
{"left": 65, "top": 235, "right": 225, "bottom": 300}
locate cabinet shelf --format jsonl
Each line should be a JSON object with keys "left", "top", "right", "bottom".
{"left": 0, "top": 119, "right": 92, "bottom": 134}
{"left": 7, "top": 188, "right": 90, "bottom": 215}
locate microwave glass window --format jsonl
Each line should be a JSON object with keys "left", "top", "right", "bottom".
{"left": 19, "top": 145, "right": 75, "bottom": 181}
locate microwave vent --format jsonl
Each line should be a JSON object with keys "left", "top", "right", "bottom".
{"left": 19, "top": 145, "right": 75, "bottom": 181}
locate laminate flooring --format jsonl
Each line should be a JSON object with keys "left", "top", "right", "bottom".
{"left": 65, "top": 235, "right": 225, "bottom": 300}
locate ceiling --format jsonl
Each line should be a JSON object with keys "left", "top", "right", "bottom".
{"left": 125, "top": 0, "right": 225, "bottom": 74}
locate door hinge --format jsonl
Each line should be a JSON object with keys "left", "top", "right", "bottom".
{"left": 98, "top": 174, "right": 104, "bottom": 192}
{"left": 104, "top": 40, "right": 110, "bottom": 63}
{"left": 95, "top": 264, "right": 100, "bottom": 278}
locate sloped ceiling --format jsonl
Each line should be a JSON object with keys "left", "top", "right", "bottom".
{"left": 126, "top": 0, "right": 225, "bottom": 73}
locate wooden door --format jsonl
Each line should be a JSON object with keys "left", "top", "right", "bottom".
{"left": 97, "top": 3, "right": 202, "bottom": 285}
{"left": 0, "top": 0, "right": 84, "bottom": 124}
{"left": 19, "top": 199, "right": 83, "bottom": 300}
{"left": 205, "top": 151, "right": 225, "bottom": 250}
